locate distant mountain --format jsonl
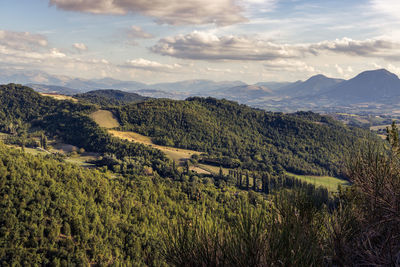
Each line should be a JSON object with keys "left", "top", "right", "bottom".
{"left": 134, "top": 89, "right": 188, "bottom": 100}
{"left": 26, "top": 83, "right": 80, "bottom": 95}
{"left": 255, "top": 82, "right": 292, "bottom": 90}
{"left": 202, "top": 85, "right": 273, "bottom": 102}
{"left": 0, "top": 68, "right": 69, "bottom": 85}
{"left": 151, "top": 80, "right": 247, "bottom": 93}
{"left": 317, "top": 69, "right": 400, "bottom": 104}
{"left": 274, "top": 74, "right": 344, "bottom": 98}
{"left": 74, "top": 89, "right": 149, "bottom": 105}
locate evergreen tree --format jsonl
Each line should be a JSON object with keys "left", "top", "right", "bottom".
{"left": 246, "top": 171, "right": 250, "bottom": 190}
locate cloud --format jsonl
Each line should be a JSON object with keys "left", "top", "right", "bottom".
{"left": 0, "top": 30, "right": 48, "bottom": 51}
{"left": 73, "top": 43, "right": 88, "bottom": 51}
{"left": 0, "top": 29, "right": 112, "bottom": 78}
{"left": 370, "top": 0, "right": 400, "bottom": 20}
{"left": 49, "top": 0, "right": 247, "bottom": 26}
{"left": 151, "top": 31, "right": 299, "bottom": 61}
{"left": 308, "top": 38, "right": 400, "bottom": 57}
{"left": 264, "top": 59, "right": 315, "bottom": 73}
{"left": 152, "top": 32, "right": 400, "bottom": 62}
{"left": 119, "top": 58, "right": 181, "bottom": 72}
{"left": 126, "top": 26, "right": 153, "bottom": 39}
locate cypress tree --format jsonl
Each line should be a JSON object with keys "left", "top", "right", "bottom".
{"left": 246, "top": 171, "right": 250, "bottom": 190}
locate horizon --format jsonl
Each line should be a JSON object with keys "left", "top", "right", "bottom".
{"left": 1, "top": 0, "right": 400, "bottom": 84}
{"left": 0, "top": 67, "right": 395, "bottom": 87}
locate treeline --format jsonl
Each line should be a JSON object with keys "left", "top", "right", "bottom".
{"left": 74, "top": 89, "right": 149, "bottom": 106}
{"left": 115, "top": 97, "right": 371, "bottom": 176}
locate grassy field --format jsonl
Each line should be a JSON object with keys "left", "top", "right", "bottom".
{"left": 285, "top": 172, "right": 349, "bottom": 192}
{"left": 40, "top": 93, "right": 77, "bottom": 102}
{"left": 109, "top": 130, "right": 200, "bottom": 162}
{"left": 64, "top": 154, "right": 97, "bottom": 167}
{"left": 370, "top": 124, "right": 391, "bottom": 131}
{"left": 90, "top": 110, "right": 120, "bottom": 129}
{"left": 196, "top": 163, "right": 230, "bottom": 176}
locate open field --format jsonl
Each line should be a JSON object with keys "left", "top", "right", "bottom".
{"left": 286, "top": 172, "right": 349, "bottom": 192}
{"left": 109, "top": 130, "right": 200, "bottom": 162}
{"left": 90, "top": 110, "right": 120, "bottom": 128}
{"left": 196, "top": 163, "right": 230, "bottom": 176}
{"left": 40, "top": 93, "right": 77, "bottom": 102}
{"left": 370, "top": 124, "right": 391, "bottom": 131}
{"left": 64, "top": 153, "right": 97, "bottom": 167}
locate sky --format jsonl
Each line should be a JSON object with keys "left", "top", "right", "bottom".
{"left": 1, "top": 0, "right": 400, "bottom": 84}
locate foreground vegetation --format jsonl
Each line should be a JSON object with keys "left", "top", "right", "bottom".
{"left": 1, "top": 136, "right": 399, "bottom": 265}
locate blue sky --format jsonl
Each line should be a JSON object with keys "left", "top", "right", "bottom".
{"left": 0, "top": 0, "right": 400, "bottom": 83}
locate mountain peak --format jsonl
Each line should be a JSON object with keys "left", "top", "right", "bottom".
{"left": 356, "top": 69, "right": 399, "bottom": 80}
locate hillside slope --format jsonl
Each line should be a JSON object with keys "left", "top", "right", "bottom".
{"left": 74, "top": 89, "right": 149, "bottom": 106}
{"left": 115, "top": 97, "right": 371, "bottom": 176}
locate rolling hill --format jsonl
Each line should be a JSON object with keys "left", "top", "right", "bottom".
{"left": 74, "top": 89, "right": 149, "bottom": 106}
{"left": 114, "top": 97, "right": 371, "bottom": 176}
{"left": 200, "top": 85, "right": 273, "bottom": 102}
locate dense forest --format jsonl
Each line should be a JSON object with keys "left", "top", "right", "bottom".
{"left": 74, "top": 89, "right": 149, "bottom": 106}
{"left": 1, "top": 131, "right": 399, "bottom": 265}
{"left": 115, "top": 97, "right": 372, "bottom": 176}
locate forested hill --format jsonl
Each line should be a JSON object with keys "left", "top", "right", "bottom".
{"left": 0, "top": 84, "right": 171, "bottom": 174}
{"left": 115, "top": 97, "right": 372, "bottom": 176}
{"left": 74, "top": 89, "right": 149, "bottom": 106}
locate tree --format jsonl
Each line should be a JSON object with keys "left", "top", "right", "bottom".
{"left": 246, "top": 171, "right": 250, "bottom": 190}
{"left": 40, "top": 133, "right": 48, "bottom": 150}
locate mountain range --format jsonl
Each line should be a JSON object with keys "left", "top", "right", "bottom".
{"left": 2, "top": 67, "right": 400, "bottom": 114}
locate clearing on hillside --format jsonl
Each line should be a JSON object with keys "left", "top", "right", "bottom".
{"left": 286, "top": 172, "right": 349, "bottom": 192}
{"left": 90, "top": 110, "right": 120, "bottom": 128}
{"left": 40, "top": 93, "right": 77, "bottom": 102}
{"left": 109, "top": 130, "right": 200, "bottom": 162}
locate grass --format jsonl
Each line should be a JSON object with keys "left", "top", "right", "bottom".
{"left": 370, "top": 124, "right": 391, "bottom": 131}
{"left": 109, "top": 130, "right": 200, "bottom": 162}
{"left": 90, "top": 110, "right": 120, "bottom": 129}
{"left": 285, "top": 172, "right": 349, "bottom": 192}
{"left": 65, "top": 154, "right": 97, "bottom": 167}
{"left": 196, "top": 163, "right": 230, "bottom": 176}
{"left": 40, "top": 93, "right": 77, "bottom": 102}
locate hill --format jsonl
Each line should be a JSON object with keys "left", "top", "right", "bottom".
{"left": 274, "top": 74, "right": 344, "bottom": 98}
{"left": 0, "top": 84, "right": 170, "bottom": 173}
{"left": 200, "top": 85, "right": 273, "bottom": 102}
{"left": 114, "top": 97, "right": 371, "bottom": 176}
{"left": 74, "top": 89, "right": 149, "bottom": 106}
{"left": 318, "top": 69, "right": 400, "bottom": 104}
{"left": 26, "top": 83, "right": 80, "bottom": 95}
{"left": 151, "top": 79, "right": 246, "bottom": 93}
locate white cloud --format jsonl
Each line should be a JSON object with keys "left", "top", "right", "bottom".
{"left": 264, "top": 59, "right": 316, "bottom": 73}
{"left": 151, "top": 31, "right": 299, "bottom": 61}
{"left": 49, "top": 0, "right": 247, "bottom": 26}
{"left": 0, "top": 30, "right": 48, "bottom": 51}
{"left": 127, "top": 26, "right": 153, "bottom": 39}
{"left": 120, "top": 58, "right": 182, "bottom": 72}
{"left": 370, "top": 0, "right": 400, "bottom": 20}
{"left": 152, "top": 32, "right": 400, "bottom": 63}
{"left": 308, "top": 38, "right": 400, "bottom": 58}
{"left": 73, "top": 43, "right": 88, "bottom": 51}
